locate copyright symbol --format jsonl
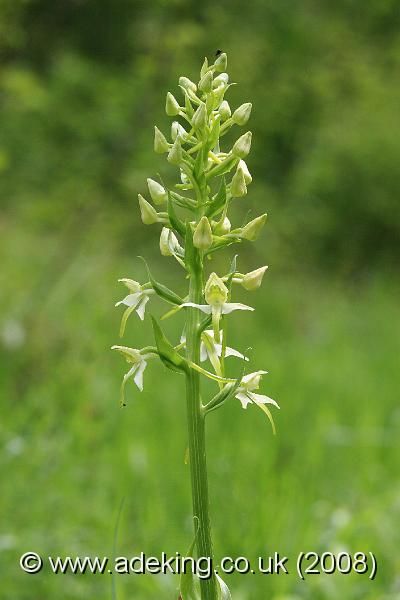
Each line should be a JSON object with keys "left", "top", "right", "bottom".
{"left": 20, "top": 552, "right": 43, "bottom": 574}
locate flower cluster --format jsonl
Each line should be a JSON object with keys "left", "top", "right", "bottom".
{"left": 112, "top": 52, "right": 279, "bottom": 428}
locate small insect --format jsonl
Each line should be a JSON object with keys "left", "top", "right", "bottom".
{"left": 215, "top": 49, "right": 223, "bottom": 57}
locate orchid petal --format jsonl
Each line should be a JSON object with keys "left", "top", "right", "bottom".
{"left": 250, "top": 392, "right": 280, "bottom": 409}
{"left": 120, "top": 364, "right": 138, "bottom": 406}
{"left": 119, "top": 305, "right": 137, "bottom": 337}
{"left": 235, "top": 392, "right": 253, "bottom": 409}
{"left": 241, "top": 370, "right": 268, "bottom": 385}
{"left": 135, "top": 295, "right": 149, "bottom": 320}
{"left": 214, "top": 343, "right": 249, "bottom": 361}
{"left": 133, "top": 360, "right": 147, "bottom": 391}
{"left": 200, "top": 343, "right": 208, "bottom": 362}
{"left": 180, "top": 302, "right": 212, "bottom": 314}
{"left": 115, "top": 292, "right": 142, "bottom": 308}
{"left": 221, "top": 302, "right": 254, "bottom": 314}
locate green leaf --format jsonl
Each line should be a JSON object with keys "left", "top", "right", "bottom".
{"left": 226, "top": 254, "right": 238, "bottom": 293}
{"left": 206, "top": 154, "right": 238, "bottom": 181}
{"left": 204, "top": 366, "right": 244, "bottom": 415}
{"left": 139, "top": 257, "right": 183, "bottom": 306}
{"left": 184, "top": 91, "right": 194, "bottom": 118}
{"left": 168, "top": 191, "right": 186, "bottom": 236}
{"left": 184, "top": 221, "right": 201, "bottom": 274}
{"left": 209, "top": 115, "right": 221, "bottom": 150}
{"left": 180, "top": 519, "right": 201, "bottom": 600}
{"left": 205, "top": 177, "right": 227, "bottom": 218}
{"left": 151, "top": 317, "right": 187, "bottom": 374}
{"left": 193, "top": 146, "right": 207, "bottom": 194}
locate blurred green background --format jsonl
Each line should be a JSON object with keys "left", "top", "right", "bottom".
{"left": 1, "top": 1, "right": 399, "bottom": 598}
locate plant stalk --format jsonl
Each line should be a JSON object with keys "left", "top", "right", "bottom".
{"left": 185, "top": 255, "right": 217, "bottom": 600}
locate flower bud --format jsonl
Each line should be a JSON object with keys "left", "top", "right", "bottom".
{"left": 171, "top": 121, "right": 187, "bottom": 141}
{"left": 205, "top": 272, "right": 228, "bottom": 305}
{"left": 232, "top": 131, "right": 252, "bottom": 158}
{"left": 193, "top": 216, "right": 213, "bottom": 250}
{"left": 147, "top": 178, "right": 167, "bottom": 205}
{"left": 232, "top": 102, "right": 252, "bottom": 126}
{"left": 199, "top": 70, "right": 213, "bottom": 94}
{"left": 214, "top": 52, "right": 227, "bottom": 72}
{"left": 239, "top": 159, "right": 252, "bottom": 184}
{"left": 241, "top": 266, "right": 268, "bottom": 291}
{"left": 213, "top": 73, "right": 229, "bottom": 88}
{"left": 218, "top": 100, "right": 231, "bottom": 120}
{"left": 212, "top": 216, "right": 231, "bottom": 235}
{"left": 165, "top": 92, "right": 180, "bottom": 116}
{"left": 138, "top": 194, "right": 159, "bottom": 225}
{"left": 159, "top": 227, "right": 180, "bottom": 256}
{"left": 200, "top": 57, "right": 209, "bottom": 78}
{"left": 167, "top": 136, "right": 182, "bottom": 165}
{"left": 211, "top": 85, "right": 226, "bottom": 107}
{"left": 230, "top": 165, "right": 247, "bottom": 197}
{"left": 240, "top": 213, "right": 268, "bottom": 241}
{"left": 192, "top": 102, "right": 207, "bottom": 130}
{"left": 154, "top": 126, "right": 169, "bottom": 154}
{"left": 179, "top": 76, "right": 197, "bottom": 93}
{"left": 118, "top": 278, "right": 142, "bottom": 293}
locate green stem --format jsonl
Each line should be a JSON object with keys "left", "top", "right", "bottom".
{"left": 185, "top": 255, "right": 217, "bottom": 600}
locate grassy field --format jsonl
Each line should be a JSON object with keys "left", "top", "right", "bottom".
{"left": 1, "top": 214, "right": 399, "bottom": 599}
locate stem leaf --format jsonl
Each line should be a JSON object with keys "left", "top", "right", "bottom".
{"left": 151, "top": 317, "right": 187, "bottom": 374}
{"left": 139, "top": 257, "right": 183, "bottom": 305}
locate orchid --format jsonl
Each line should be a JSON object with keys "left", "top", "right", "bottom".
{"left": 111, "top": 53, "right": 280, "bottom": 600}
{"left": 111, "top": 345, "right": 156, "bottom": 406}
{"left": 115, "top": 278, "right": 154, "bottom": 336}
{"left": 235, "top": 371, "right": 280, "bottom": 434}
{"left": 181, "top": 272, "right": 254, "bottom": 343}
{"left": 180, "top": 329, "right": 248, "bottom": 377}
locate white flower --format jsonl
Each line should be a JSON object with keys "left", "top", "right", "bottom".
{"left": 115, "top": 279, "right": 154, "bottom": 336}
{"left": 180, "top": 272, "right": 253, "bottom": 343}
{"left": 111, "top": 345, "right": 154, "bottom": 405}
{"left": 235, "top": 370, "right": 280, "bottom": 410}
{"left": 180, "top": 329, "right": 248, "bottom": 375}
{"left": 200, "top": 330, "right": 249, "bottom": 363}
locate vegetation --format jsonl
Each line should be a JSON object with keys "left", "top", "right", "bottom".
{"left": 0, "top": 1, "right": 398, "bottom": 598}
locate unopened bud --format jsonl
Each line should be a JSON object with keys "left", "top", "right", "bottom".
{"left": 138, "top": 194, "right": 159, "bottom": 225}
{"left": 167, "top": 136, "right": 182, "bottom": 165}
{"left": 241, "top": 266, "right": 268, "bottom": 291}
{"left": 165, "top": 92, "right": 180, "bottom": 116}
{"left": 193, "top": 216, "right": 213, "bottom": 250}
{"left": 199, "top": 70, "right": 213, "bottom": 94}
{"left": 179, "top": 76, "right": 197, "bottom": 93}
{"left": 171, "top": 121, "right": 187, "bottom": 141}
{"left": 214, "top": 52, "right": 227, "bottom": 72}
{"left": 213, "top": 73, "right": 229, "bottom": 88}
{"left": 159, "top": 227, "right": 180, "bottom": 256}
{"left": 240, "top": 213, "right": 268, "bottom": 241}
{"left": 213, "top": 216, "right": 231, "bottom": 235}
{"left": 218, "top": 100, "right": 231, "bottom": 120}
{"left": 230, "top": 166, "right": 247, "bottom": 197}
{"left": 200, "top": 57, "right": 209, "bottom": 78}
{"left": 205, "top": 272, "right": 228, "bottom": 305}
{"left": 211, "top": 84, "right": 226, "bottom": 107}
{"left": 232, "top": 102, "right": 252, "bottom": 126}
{"left": 192, "top": 102, "right": 207, "bottom": 130}
{"left": 239, "top": 159, "right": 252, "bottom": 184}
{"left": 154, "top": 126, "right": 169, "bottom": 154}
{"left": 147, "top": 178, "right": 167, "bottom": 205}
{"left": 232, "top": 131, "right": 252, "bottom": 158}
